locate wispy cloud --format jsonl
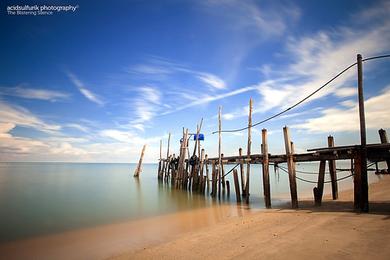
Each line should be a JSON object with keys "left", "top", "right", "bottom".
{"left": 66, "top": 72, "right": 105, "bottom": 106}
{"left": 197, "top": 73, "right": 226, "bottom": 90}
{"left": 0, "top": 86, "right": 70, "bottom": 101}
{"left": 0, "top": 101, "right": 61, "bottom": 133}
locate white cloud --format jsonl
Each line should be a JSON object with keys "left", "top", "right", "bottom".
{"left": 0, "top": 101, "right": 61, "bottom": 133}
{"left": 65, "top": 123, "right": 89, "bottom": 132}
{"left": 67, "top": 72, "right": 104, "bottom": 106}
{"left": 197, "top": 73, "right": 226, "bottom": 90}
{"left": 334, "top": 87, "right": 357, "bottom": 98}
{"left": 294, "top": 87, "right": 390, "bottom": 132}
{"left": 0, "top": 86, "right": 70, "bottom": 101}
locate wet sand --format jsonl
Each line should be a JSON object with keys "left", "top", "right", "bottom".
{"left": 115, "top": 175, "right": 390, "bottom": 260}
{"left": 1, "top": 176, "right": 389, "bottom": 259}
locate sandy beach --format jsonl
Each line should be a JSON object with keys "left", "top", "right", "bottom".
{"left": 1, "top": 176, "right": 389, "bottom": 260}
{"left": 115, "top": 175, "right": 390, "bottom": 260}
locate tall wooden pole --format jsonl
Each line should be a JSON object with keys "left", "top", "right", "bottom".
{"left": 283, "top": 126, "right": 298, "bottom": 208}
{"left": 245, "top": 98, "right": 253, "bottom": 204}
{"left": 218, "top": 106, "right": 222, "bottom": 200}
{"left": 262, "top": 129, "right": 271, "bottom": 208}
{"left": 357, "top": 53, "right": 368, "bottom": 212}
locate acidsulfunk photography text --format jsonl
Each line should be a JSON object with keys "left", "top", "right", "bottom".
{"left": 6, "top": 4, "right": 79, "bottom": 16}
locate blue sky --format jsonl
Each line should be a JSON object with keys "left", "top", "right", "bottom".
{"left": 1, "top": 0, "right": 390, "bottom": 162}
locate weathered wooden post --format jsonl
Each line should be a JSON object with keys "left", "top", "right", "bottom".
{"left": 313, "top": 160, "right": 326, "bottom": 206}
{"left": 205, "top": 154, "right": 210, "bottom": 190}
{"left": 379, "top": 129, "right": 390, "bottom": 172}
{"left": 221, "top": 153, "right": 226, "bottom": 191}
{"left": 239, "top": 148, "right": 245, "bottom": 196}
{"left": 218, "top": 106, "right": 222, "bottom": 200}
{"left": 262, "top": 129, "right": 271, "bottom": 208}
{"left": 158, "top": 140, "right": 162, "bottom": 179}
{"left": 211, "top": 161, "right": 217, "bottom": 197}
{"left": 245, "top": 98, "right": 253, "bottom": 204}
{"left": 198, "top": 148, "right": 205, "bottom": 192}
{"left": 134, "top": 144, "right": 147, "bottom": 177}
{"left": 177, "top": 129, "right": 188, "bottom": 189}
{"left": 233, "top": 169, "right": 241, "bottom": 202}
{"left": 328, "top": 136, "right": 338, "bottom": 199}
{"left": 226, "top": 180, "right": 230, "bottom": 197}
{"left": 283, "top": 126, "right": 298, "bottom": 208}
{"left": 356, "top": 53, "right": 368, "bottom": 212}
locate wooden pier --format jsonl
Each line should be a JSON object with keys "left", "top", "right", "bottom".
{"left": 156, "top": 54, "right": 390, "bottom": 212}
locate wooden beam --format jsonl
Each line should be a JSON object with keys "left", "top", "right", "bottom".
{"left": 283, "top": 126, "right": 298, "bottom": 208}
{"left": 328, "top": 136, "right": 338, "bottom": 200}
{"left": 262, "top": 129, "right": 271, "bottom": 208}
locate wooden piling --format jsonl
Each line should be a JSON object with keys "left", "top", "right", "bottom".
{"left": 221, "top": 153, "right": 226, "bottom": 191}
{"left": 239, "top": 148, "right": 245, "bottom": 196}
{"left": 177, "top": 129, "right": 189, "bottom": 188}
{"left": 134, "top": 144, "right": 147, "bottom": 177}
{"left": 199, "top": 149, "right": 205, "bottom": 192}
{"left": 226, "top": 180, "right": 230, "bottom": 196}
{"left": 205, "top": 154, "right": 209, "bottom": 190}
{"left": 379, "top": 129, "right": 390, "bottom": 171}
{"left": 233, "top": 169, "right": 241, "bottom": 202}
{"left": 218, "top": 106, "right": 222, "bottom": 199}
{"left": 245, "top": 98, "right": 253, "bottom": 204}
{"left": 313, "top": 160, "right": 326, "bottom": 206}
{"left": 262, "top": 129, "right": 271, "bottom": 208}
{"left": 354, "top": 153, "right": 362, "bottom": 210}
{"left": 328, "top": 136, "right": 338, "bottom": 200}
{"left": 283, "top": 126, "right": 298, "bottom": 208}
{"left": 357, "top": 53, "right": 368, "bottom": 212}
{"left": 158, "top": 140, "right": 162, "bottom": 179}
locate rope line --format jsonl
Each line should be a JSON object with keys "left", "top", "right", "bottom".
{"left": 212, "top": 54, "right": 390, "bottom": 134}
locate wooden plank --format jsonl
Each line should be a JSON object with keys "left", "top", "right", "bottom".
{"left": 239, "top": 148, "right": 245, "bottom": 196}
{"left": 262, "top": 129, "right": 271, "bottom": 208}
{"left": 245, "top": 98, "right": 253, "bottom": 204}
{"left": 283, "top": 126, "right": 298, "bottom": 208}
{"left": 328, "top": 136, "right": 338, "bottom": 200}
{"left": 134, "top": 144, "right": 147, "bottom": 177}
{"left": 313, "top": 160, "right": 326, "bottom": 206}
{"left": 233, "top": 169, "right": 241, "bottom": 202}
{"left": 378, "top": 129, "right": 390, "bottom": 171}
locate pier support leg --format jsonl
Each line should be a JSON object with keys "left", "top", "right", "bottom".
{"left": 313, "top": 160, "right": 326, "bottom": 206}
{"left": 328, "top": 136, "right": 338, "bottom": 200}
{"left": 283, "top": 126, "right": 298, "bottom": 209}
{"left": 262, "top": 129, "right": 271, "bottom": 208}
{"left": 233, "top": 169, "right": 241, "bottom": 203}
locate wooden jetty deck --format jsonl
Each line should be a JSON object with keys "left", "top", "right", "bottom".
{"left": 156, "top": 54, "right": 390, "bottom": 213}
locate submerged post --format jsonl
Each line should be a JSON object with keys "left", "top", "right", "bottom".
{"left": 245, "top": 98, "right": 253, "bottom": 204}
{"left": 283, "top": 126, "right": 298, "bottom": 208}
{"left": 328, "top": 136, "right": 338, "bottom": 199}
{"left": 233, "top": 169, "right": 241, "bottom": 202}
{"left": 357, "top": 53, "right": 368, "bottom": 212}
{"left": 134, "top": 144, "right": 147, "bottom": 177}
{"left": 262, "top": 129, "right": 271, "bottom": 208}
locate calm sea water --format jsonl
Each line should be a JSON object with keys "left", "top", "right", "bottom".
{"left": 0, "top": 161, "right": 379, "bottom": 242}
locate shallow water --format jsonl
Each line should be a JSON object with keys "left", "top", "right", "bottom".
{"left": 0, "top": 161, "right": 380, "bottom": 242}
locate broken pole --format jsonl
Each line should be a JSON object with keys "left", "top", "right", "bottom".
{"left": 134, "top": 144, "right": 147, "bottom": 177}
{"left": 283, "top": 126, "right": 298, "bottom": 208}
{"left": 245, "top": 98, "right": 253, "bottom": 204}
{"left": 328, "top": 136, "right": 338, "bottom": 199}
{"left": 262, "top": 129, "right": 271, "bottom": 208}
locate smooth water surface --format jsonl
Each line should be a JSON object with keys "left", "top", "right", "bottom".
{"left": 0, "top": 161, "right": 379, "bottom": 242}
